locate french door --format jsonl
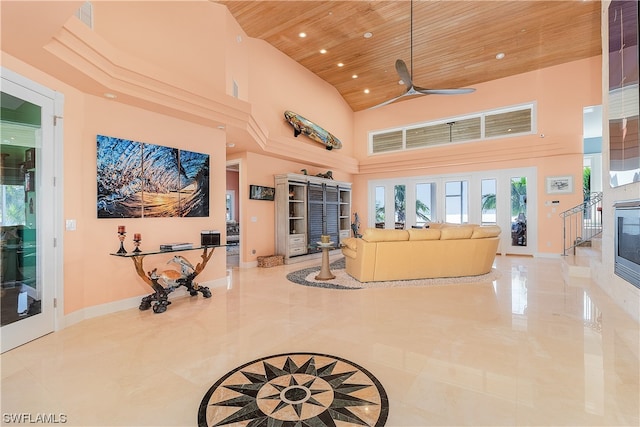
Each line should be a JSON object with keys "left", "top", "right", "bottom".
{"left": 1, "top": 68, "right": 61, "bottom": 352}
{"left": 482, "top": 171, "right": 536, "bottom": 256}
{"left": 368, "top": 167, "right": 537, "bottom": 255}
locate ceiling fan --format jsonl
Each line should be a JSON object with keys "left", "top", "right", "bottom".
{"left": 370, "top": 0, "right": 475, "bottom": 109}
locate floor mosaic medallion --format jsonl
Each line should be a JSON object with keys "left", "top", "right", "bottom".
{"left": 198, "top": 352, "right": 389, "bottom": 426}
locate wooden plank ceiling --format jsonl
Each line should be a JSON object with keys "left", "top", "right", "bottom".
{"left": 215, "top": 0, "right": 602, "bottom": 112}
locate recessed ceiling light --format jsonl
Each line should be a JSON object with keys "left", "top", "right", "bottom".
{"left": 227, "top": 143, "right": 235, "bottom": 148}
{"left": 299, "top": 32, "right": 306, "bottom": 38}
{"left": 217, "top": 125, "right": 225, "bottom": 130}
{"left": 104, "top": 93, "right": 117, "bottom": 99}
{"left": 363, "top": 32, "right": 373, "bottom": 39}
{"left": 495, "top": 52, "right": 505, "bottom": 60}
{"left": 364, "top": 89, "right": 370, "bottom": 94}
{"left": 319, "top": 49, "right": 327, "bottom": 54}
{"left": 352, "top": 74, "right": 358, "bottom": 79}
{"left": 337, "top": 63, "right": 344, "bottom": 67}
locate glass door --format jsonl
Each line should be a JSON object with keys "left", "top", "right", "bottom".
{"left": 510, "top": 176, "right": 528, "bottom": 248}
{"left": 497, "top": 173, "right": 536, "bottom": 256}
{"left": 479, "top": 170, "right": 536, "bottom": 256}
{"left": 369, "top": 168, "right": 537, "bottom": 254}
{"left": 445, "top": 179, "right": 469, "bottom": 224}
{"left": 1, "top": 70, "right": 58, "bottom": 352}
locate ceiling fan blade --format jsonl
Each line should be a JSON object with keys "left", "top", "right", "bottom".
{"left": 414, "top": 87, "right": 476, "bottom": 95}
{"left": 368, "top": 90, "right": 424, "bottom": 110}
{"left": 368, "top": 94, "right": 407, "bottom": 110}
{"left": 395, "top": 59, "right": 413, "bottom": 89}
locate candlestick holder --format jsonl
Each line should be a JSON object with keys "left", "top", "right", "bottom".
{"left": 117, "top": 231, "right": 127, "bottom": 254}
{"left": 133, "top": 236, "right": 142, "bottom": 253}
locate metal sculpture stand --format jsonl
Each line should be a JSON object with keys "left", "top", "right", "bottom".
{"left": 128, "top": 247, "right": 215, "bottom": 314}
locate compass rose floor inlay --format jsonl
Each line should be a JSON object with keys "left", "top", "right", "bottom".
{"left": 198, "top": 352, "right": 389, "bottom": 426}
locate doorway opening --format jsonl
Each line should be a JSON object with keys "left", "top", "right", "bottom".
{"left": 1, "top": 68, "right": 62, "bottom": 353}
{"left": 226, "top": 162, "right": 240, "bottom": 267}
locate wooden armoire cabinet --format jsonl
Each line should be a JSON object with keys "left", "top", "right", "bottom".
{"left": 275, "top": 173, "right": 352, "bottom": 263}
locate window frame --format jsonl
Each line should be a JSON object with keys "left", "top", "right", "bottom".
{"left": 369, "top": 102, "right": 536, "bottom": 155}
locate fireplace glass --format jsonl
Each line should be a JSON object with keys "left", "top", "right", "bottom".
{"left": 614, "top": 201, "right": 640, "bottom": 288}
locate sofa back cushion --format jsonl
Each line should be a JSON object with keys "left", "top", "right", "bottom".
{"left": 440, "top": 225, "right": 475, "bottom": 240}
{"left": 362, "top": 228, "right": 409, "bottom": 242}
{"left": 407, "top": 228, "right": 441, "bottom": 241}
{"left": 471, "top": 225, "right": 502, "bottom": 239}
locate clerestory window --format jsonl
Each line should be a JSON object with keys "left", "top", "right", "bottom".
{"left": 370, "top": 103, "right": 535, "bottom": 154}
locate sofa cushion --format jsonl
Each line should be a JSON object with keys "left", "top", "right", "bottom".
{"left": 362, "top": 228, "right": 409, "bottom": 242}
{"left": 407, "top": 228, "right": 441, "bottom": 241}
{"left": 471, "top": 225, "right": 502, "bottom": 239}
{"left": 341, "top": 247, "right": 357, "bottom": 259}
{"left": 427, "top": 222, "right": 476, "bottom": 230}
{"left": 440, "top": 225, "right": 475, "bottom": 240}
{"left": 342, "top": 237, "right": 358, "bottom": 250}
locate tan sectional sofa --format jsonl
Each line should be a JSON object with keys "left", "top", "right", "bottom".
{"left": 340, "top": 223, "right": 501, "bottom": 282}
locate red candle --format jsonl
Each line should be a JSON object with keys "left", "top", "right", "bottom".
{"left": 118, "top": 225, "right": 125, "bottom": 233}
{"left": 134, "top": 233, "right": 141, "bottom": 240}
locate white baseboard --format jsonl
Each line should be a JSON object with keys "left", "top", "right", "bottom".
{"left": 240, "top": 260, "right": 258, "bottom": 268}
{"left": 536, "top": 252, "right": 562, "bottom": 259}
{"left": 60, "top": 276, "right": 229, "bottom": 330}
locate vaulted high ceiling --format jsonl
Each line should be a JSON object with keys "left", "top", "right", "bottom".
{"left": 215, "top": 1, "right": 602, "bottom": 111}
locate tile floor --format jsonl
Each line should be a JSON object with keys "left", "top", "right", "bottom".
{"left": 1, "top": 255, "right": 639, "bottom": 426}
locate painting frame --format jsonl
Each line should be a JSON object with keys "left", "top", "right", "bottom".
{"left": 546, "top": 175, "right": 574, "bottom": 194}
{"left": 249, "top": 185, "right": 275, "bottom": 201}
{"left": 96, "top": 134, "right": 210, "bottom": 218}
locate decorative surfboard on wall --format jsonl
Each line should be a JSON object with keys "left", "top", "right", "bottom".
{"left": 284, "top": 110, "right": 343, "bottom": 150}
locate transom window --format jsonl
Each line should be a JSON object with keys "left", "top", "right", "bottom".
{"left": 369, "top": 103, "right": 535, "bottom": 154}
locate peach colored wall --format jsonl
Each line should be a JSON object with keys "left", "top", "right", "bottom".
{"left": 351, "top": 57, "right": 602, "bottom": 254}
{"left": 92, "top": 1, "right": 227, "bottom": 97}
{"left": 80, "top": 102, "right": 226, "bottom": 313}
{"left": 241, "top": 152, "right": 353, "bottom": 263}
{"left": 80, "top": 102, "right": 227, "bottom": 312}
{"left": 83, "top": 98, "right": 227, "bottom": 308}
{"left": 246, "top": 38, "right": 355, "bottom": 160}
{"left": 2, "top": 53, "right": 228, "bottom": 315}
{"left": 222, "top": 4, "right": 250, "bottom": 102}
{"left": 3, "top": 1, "right": 359, "bottom": 314}
{"left": 91, "top": 1, "right": 357, "bottom": 173}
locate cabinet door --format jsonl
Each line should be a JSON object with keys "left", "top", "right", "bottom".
{"left": 325, "top": 186, "right": 339, "bottom": 243}
{"left": 307, "top": 183, "right": 324, "bottom": 245}
{"left": 307, "top": 184, "right": 340, "bottom": 245}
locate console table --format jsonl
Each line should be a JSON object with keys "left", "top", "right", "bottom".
{"left": 110, "top": 245, "right": 220, "bottom": 313}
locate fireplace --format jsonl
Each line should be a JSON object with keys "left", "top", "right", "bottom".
{"left": 614, "top": 200, "right": 640, "bottom": 288}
